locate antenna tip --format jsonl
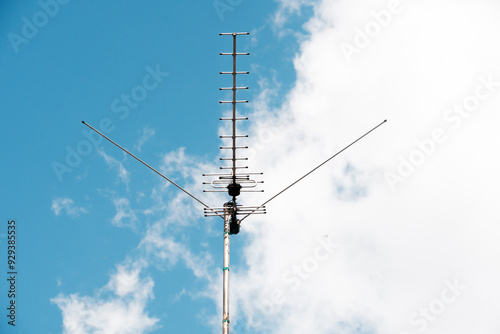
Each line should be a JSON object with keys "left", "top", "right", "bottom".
{"left": 82, "top": 120, "right": 86, "bottom": 124}
{"left": 384, "top": 119, "right": 387, "bottom": 122}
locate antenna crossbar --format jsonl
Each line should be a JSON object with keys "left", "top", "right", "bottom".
{"left": 220, "top": 146, "right": 248, "bottom": 149}
{"left": 219, "top": 87, "right": 248, "bottom": 90}
{"left": 219, "top": 32, "right": 249, "bottom": 35}
{"left": 203, "top": 172, "right": 262, "bottom": 176}
{"left": 220, "top": 71, "right": 249, "bottom": 75}
{"left": 203, "top": 189, "right": 264, "bottom": 193}
{"left": 219, "top": 166, "right": 248, "bottom": 169}
{"left": 220, "top": 135, "right": 248, "bottom": 138}
{"left": 204, "top": 205, "right": 265, "bottom": 217}
{"left": 220, "top": 53, "right": 250, "bottom": 56}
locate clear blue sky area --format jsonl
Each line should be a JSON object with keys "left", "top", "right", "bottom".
{"left": 0, "top": 1, "right": 311, "bottom": 333}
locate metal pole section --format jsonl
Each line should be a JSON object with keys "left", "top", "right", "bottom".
{"left": 231, "top": 33, "right": 237, "bottom": 197}
{"left": 222, "top": 202, "right": 232, "bottom": 334}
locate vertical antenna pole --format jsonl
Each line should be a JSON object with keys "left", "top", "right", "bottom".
{"left": 222, "top": 202, "right": 232, "bottom": 334}
{"left": 231, "top": 33, "right": 237, "bottom": 202}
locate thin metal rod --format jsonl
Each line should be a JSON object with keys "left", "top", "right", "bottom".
{"left": 239, "top": 119, "right": 388, "bottom": 223}
{"left": 219, "top": 32, "right": 249, "bottom": 36}
{"left": 220, "top": 53, "right": 250, "bottom": 56}
{"left": 219, "top": 87, "right": 248, "bottom": 90}
{"left": 222, "top": 202, "right": 232, "bottom": 334}
{"left": 220, "top": 71, "right": 249, "bottom": 74}
{"left": 220, "top": 135, "right": 248, "bottom": 138}
{"left": 81, "top": 121, "right": 223, "bottom": 219}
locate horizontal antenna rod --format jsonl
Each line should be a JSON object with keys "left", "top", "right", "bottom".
{"left": 239, "top": 119, "right": 388, "bottom": 223}
{"left": 220, "top": 71, "right": 249, "bottom": 75}
{"left": 81, "top": 121, "right": 223, "bottom": 219}
{"left": 219, "top": 87, "right": 248, "bottom": 90}
{"left": 220, "top": 53, "right": 250, "bottom": 56}
{"left": 219, "top": 32, "right": 249, "bottom": 36}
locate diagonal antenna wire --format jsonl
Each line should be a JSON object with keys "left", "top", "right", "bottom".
{"left": 82, "top": 121, "right": 224, "bottom": 219}
{"left": 238, "top": 119, "right": 387, "bottom": 223}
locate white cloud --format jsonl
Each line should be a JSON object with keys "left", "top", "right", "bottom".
{"left": 53, "top": 147, "right": 219, "bottom": 333}
{"left": 139, "top": 220, "right": 214, "bottom": 280}
{"left": 134, "top": 126, "right": 155, "bottom": 152}
{"left": 273, "top": 0, "right": 318, "bottom": 29}
{"left": 157, "top": 147, "right": 225, "bottom": 226}
{"left": 111, "top": 197, "right": 138, "bottom": 228}
{"left": 203, "top": 1, "right": 500, "bottom": 333}
{"left": 98, "top": 149, "right": 130, "bottom": 188}
{"left": 52, "top": 260, "right": 159, "bottom": 334}
{"left": 51, "top": 198, "right": 88, "bottom": 217}
{"left": 53, "top": 2, "right": 500, "bottom": 333}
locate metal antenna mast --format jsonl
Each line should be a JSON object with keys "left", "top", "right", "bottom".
{"left": 81, "top": 31, "right": 387, "bottom": 334}
{"left": 203, "top": 32, "right": 264, "bottom": 333}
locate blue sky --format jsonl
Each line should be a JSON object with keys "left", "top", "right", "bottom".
{"left": 0, "top": 1, "right": 311, "bottom": 333}
{"left": 2, "top": 1, "right": 500, "bottom": 333}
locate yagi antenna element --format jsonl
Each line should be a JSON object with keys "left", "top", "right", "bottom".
{"left": 203, "top": 32, "right": 265, "bottom": 236}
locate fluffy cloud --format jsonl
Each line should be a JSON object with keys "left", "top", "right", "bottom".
{"left": 207, "top": 0, "right": 500, "bottom": 333}
{"left": 52, "top": 261, "right": 159, "bottom": 334}
{"left": 53, "top": 148, "right": 218, "bottom": 333}
{"left": 51, "top": 197, "right": 88, "bottom": 217}
{"left": 52, "top": 1, "right": 500, "bottom": 333}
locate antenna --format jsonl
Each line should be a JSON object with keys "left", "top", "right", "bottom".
{"left": 202, "top": 32, "right": 264, "bottom": 333}
{"left": 81, "top": 32, "right": 387, "bottom": 334}
{"left": 203, "top": 32, "right": 265, "bottom": 231}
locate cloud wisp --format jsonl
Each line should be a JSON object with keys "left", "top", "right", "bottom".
{"left": 51, "top": 198, "right": 88, "bottom": 217}
{"left": 134, "top": 126, "right": 156, "bottom": 153}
